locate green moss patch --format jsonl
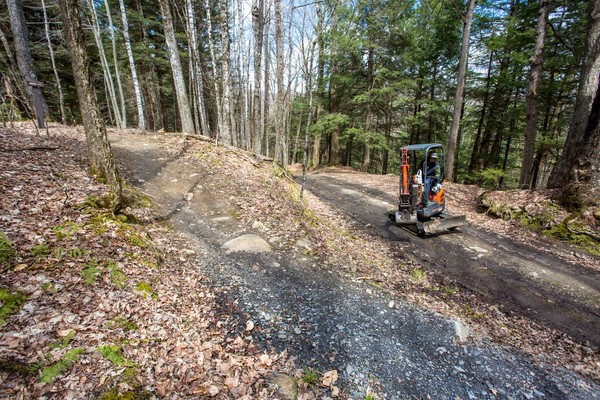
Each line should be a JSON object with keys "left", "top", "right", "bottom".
{"left": 135, "top": 282, "right": 158, "bottom": 300}
{"left": 0, "top": 232, "right": 15, "bottom": 265}
{"left": 108, "top": 261, "right": 127, "bottom": 288}
{"left": 544, "top": 223, "right": 600, "bottom": 256}
{"left": 49, "top": 330, "right": 77, "bottom": 350}
{"left": 108, "top": 317, "right": 139, "bottom": 331}
{"left": 97, "top": 345, "right": 135, "bottom": 367}
{"left": 480, "top": 191, "right": 599, "bottom": 255}
{"left": 0, "top": 288, "right": 27, "bottom": 326}
{"left": 40, "top": 348, "right": 84, "bottom": 383}
{"left": 52, "top": 222, "right": 83, "bottom": 240}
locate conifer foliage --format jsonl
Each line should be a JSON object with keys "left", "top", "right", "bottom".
{"left": 0, "top": 0, "right": 596, "bottom": 196}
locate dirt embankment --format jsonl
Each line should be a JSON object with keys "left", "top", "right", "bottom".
{"left": 0, "top": 125, "right": 293, "bottom": 399}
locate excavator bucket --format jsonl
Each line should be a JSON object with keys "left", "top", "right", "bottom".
{"left": 421, "top": 215, "right": 467, "bottom": 234}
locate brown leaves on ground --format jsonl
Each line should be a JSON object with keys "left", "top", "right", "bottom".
{"left": 0, "top": 124, "right": 290, "bottom": 399}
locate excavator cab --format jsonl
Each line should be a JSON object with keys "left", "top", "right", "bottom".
{"left": 389, "top": 143, "right": 465, "bottom": 235}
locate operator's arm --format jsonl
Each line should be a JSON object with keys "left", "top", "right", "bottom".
{"left": 427, "top": 162, "right": 440, "bottom": 179}
{"left": 427, "top": 162, "right": 440, "bottom": 184}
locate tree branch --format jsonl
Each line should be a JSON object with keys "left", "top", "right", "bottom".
{"left": 549, "top": 21, "right": 578, "bottom": 58}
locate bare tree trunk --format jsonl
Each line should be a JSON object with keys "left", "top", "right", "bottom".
{"left": 236, "top": 0, "right": 248, "bottom": 147}
{"left": 0, "top": 24, "right": 31, "bottom": 120}
{"left": 224, "top": 0, "right": 238, "bottom": 147}
{"left": 7, "top": 0, "right": 48, "bottom": 119}
{"left": 205, "top": 0, "right": 223, "bottom": 141}
{"left": 427, "top": 64, "right": 437, "bottom": 143}
{"left": 556, "top": 82, "right": 600, "bottom": 208}
{"left": 40, "top": 0, "right": 66, "bottom": 125}
{"left": 311, "top": 2, "right": 324, "bottom": 167}
{"left": 118, "top": 0, "right": 145, "bottom": 129}
{"left": 220, "top": 0, "right": 233, "bottom": 145}
{"left": 263, "top": 2, "right": 272, "bottom": 156}
{"left": 301, "top": 40, "right": 316, "bottom": 199}
{"left": 548, "top": 0, "right": 600, "bottom": 206}
{"left": 446, "top": 0, "right": 475, "bottom": 182}
{"left": 159, "top": 0, "right": 195, "bottom": 134}
{"left": 519, "top": 0, "right": 549, "bottom": 189}
{"left": 252, "top": 0, "right": 264, "bottom": 156}
{"left": 185, "top": 0, "right": 208, "bottom": 136}
{"left": 58, "top": 0, "right": 122, "bottom": 212}
{"left": 104, "top": 0, "right": 127, "bottom": 128}
{"left": 328, "top": 3, "right": 340, "bottom": 165}
{"left": 88, "top": 0, "right": 122, "bottom": 128}
{"left": 283, "top": 0, "right": 294, "bottom": 165}
{"left": 362, "top": 47, "right": 374, "bottom": 172}
{"left": 273, "top": 0, "right": 285, "bottom": 163}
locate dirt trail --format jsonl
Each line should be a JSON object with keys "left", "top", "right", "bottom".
{"left": 304, "top": 173, "right": 600, "bottom": 350}
{"left": 109, "top": 131, "right": 600, "bottom": 399}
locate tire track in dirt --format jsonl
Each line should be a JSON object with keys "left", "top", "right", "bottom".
{"left": 304, "top": 173, "right": 600, "bottom": 350}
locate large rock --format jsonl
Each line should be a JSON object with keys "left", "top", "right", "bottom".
{"left": 267, "top": 373, "right": 298, "bottom": 400}
{"left": 221, "top": 234, "right": 272, "bottom": 254}
{"left": 454, "top": 319, "right": 470, "bottom": 342}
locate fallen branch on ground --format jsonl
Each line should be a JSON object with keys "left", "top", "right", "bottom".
{"left": 0, "top": 145, "right": 59, "bottom": 152}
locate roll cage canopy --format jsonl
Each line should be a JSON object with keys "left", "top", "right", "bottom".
{"left": 399, "top": 143, "right": 445, "bottom": 182}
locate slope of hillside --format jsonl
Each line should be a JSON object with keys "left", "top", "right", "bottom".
{"left": 1, "top": 124, "right": 598, "bottom": 399}
{"left": 0, "top": 125, "right": 293, "bottom": 399}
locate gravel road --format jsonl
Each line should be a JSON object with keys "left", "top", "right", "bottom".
{"left": 110, "top": 131, "right": 600, "bottom": 399}
{"left": 304, "top": 173, "right": 600, "bottom": 351}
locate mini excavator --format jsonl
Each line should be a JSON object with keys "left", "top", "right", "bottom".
{"left": 388, "top": 143, "right": 466, "bottom": 235}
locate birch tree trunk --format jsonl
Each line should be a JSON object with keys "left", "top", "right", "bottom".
{"left": 519, "top": 0, "right": 549, "bottom": 189}
{"left": 263, "top": 2, "right": 272, "bottom": 156}
{"left": 118, "top": 0, "right": 145, "bottom": 129}
{"left": 446, "top": 0, "right": 475, "bottom": 182}
{"left": 159, "top": 0, "right": 195, "bottom": 134}
{"left": 88, "top": 0, "right": 123, "bottom": 128}
{"left": 6, "top": 0, "right": 48, "bottom": 117}
{"left": 185, "top": 0, "right": 208, "bottom": 136}
{"left": 41, "top": 0, "right": 66, "bottom": 125}
{"left": 104, "top": 0, "right": 127, "bottom": 128}
{"left": 274, "top": 0, "right": 285, "bottom": 164}
{"left": 58, "top": 0, "right": 123, "bottom": 212}
{"left": 236, "top": 0, "right": 248, "bottom": 148}
{"left": 205, "top": 0, "right": 223, "bottom": 140}
{"left": 252, "top": 0, "right": 264, "bottom": 155}
{"left": 284, "top": 0, "right": 294, "bottom": 165}
{"left": 219, "top": 0, "right": 233, "bottom": 145}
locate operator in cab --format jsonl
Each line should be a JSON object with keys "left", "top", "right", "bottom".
{"left": 425, "top": 153, "right": 441, "bottom": 203}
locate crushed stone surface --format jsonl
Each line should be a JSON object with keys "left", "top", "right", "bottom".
{"left": 109, "top": 130, "right": 600, "bottom": 399}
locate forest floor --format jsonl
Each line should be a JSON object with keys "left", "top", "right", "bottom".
{"left": 0, "top": 124, "right": 599, "bottom": 399}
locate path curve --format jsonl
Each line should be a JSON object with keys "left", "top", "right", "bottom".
{"left": 304, "top": 173, "right": 600, "bottom": 350}
{"left": 109, "top": 131, "right": 599, "bottom": 399}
